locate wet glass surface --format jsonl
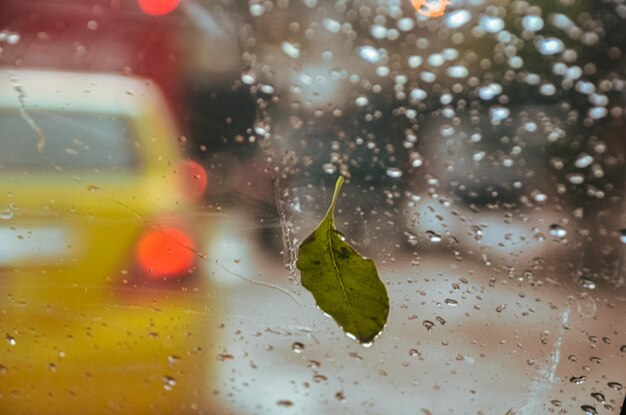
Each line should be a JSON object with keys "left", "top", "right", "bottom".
{"left": 0, "top": 0, "right": 625, "bottom": 414}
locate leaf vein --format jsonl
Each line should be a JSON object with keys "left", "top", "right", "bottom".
{"left": 326, "top": 224, "right": 359, "bottom": 332}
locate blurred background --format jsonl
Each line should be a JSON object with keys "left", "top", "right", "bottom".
{"left": 0, "top": 0, "right": 625, "bottom": 414}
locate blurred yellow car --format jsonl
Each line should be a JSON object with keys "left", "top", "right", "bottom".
{"left": 0, "top": 69, "right": 214, "bottom": 414}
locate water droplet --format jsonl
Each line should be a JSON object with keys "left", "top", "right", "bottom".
{"left": 444, "top": 299, "right": 458, "bottom": 307}
{"left": 48, "top": 363, "right": 56, "bottom": 372}
{"left": 281, "top": 41, "right": 300, "bottom": 59}
{"left": 259, "top": 83, "right": 275, "bottom": 95}
{"left": 588, "top": 107, "right": 607, "bottom": 120}
{"left": 407, "top": 55, "right": 423, "bottom": 69}
{"left": 447, "top": 65, "right": 469, "bottom": 79}
{"left": 580, "top": 278, "right": 596, "bottom": 290}
{"left": 168, "top": 355, "right": 181, "bottom": 366}
{"left": 478, "top": 83, "right": 503, "bottom": 100}
{"left": 570, "top": 375, "right": 587, "bottom": 385}
{"left": 445, "top": 10, "right": 471, "bottom": 29}
{"left": 370, "top": 24, "right": 387, "bottom": 39}
{"left": 249, "top": 3, "right": 265, "bottom": 16}
{"left": 163, "top": 375, "right": 177, "bottom": 391}
{"left": 386, "top": 167, "right": 403, "bottom": 178}
{"left": 355, "top": 96, "right": 369, "bottom": 106}
{"left": 409, "top": 88, "right": 427, "bottom": 102}
{"left": 620, "top": 344, "right": 626, "bottom": 352}
{"left": 241, "top": 72, "right": 256, "bottom": 85}
{"left": 575, "top": 154, "right": 594, "bottom": 168}
{"left": 580, "top": 405, "right": 597, "bottom": 415}
{"left": 313, "top": 373, "right": 328, "bottom": 382}
{"left": 590, "top": 392, "right": 605, "bottom": 404}
{"left": 607, "top": 381, "right": 622, "bottom": 390}
{"left": 323, "top": 18, "right": 341, "bottom": 33}
{"left": 322, "top": 163, "right": 336, "bottom": 174}
{"left": 522, "top": 15, "right": 544, "bottom": 31}
{"left": 0, "top": 209, "right": 13, "bottom": 220}
{"left": 409, "top": 348, "right": 420, "bottom": 357}
{"left": 471, "top": 225, "right": 484, "bottom": 241}
{"left": 422, "top": 320, "right": 435, "bottom": 331}
{"left": 426, "top": 231, "right": 442, "bottom": 243}
{"left": 291, "top": 342, "right": 305, "bottom": 354}
{"left": 359, "top": 45, "right": 381, "bottom": 63}
{"left": 489, "top": 106, "right": 510, "bottom": 123}
{"left": 276, "top": 400, "right": 294, "bottom": 408}
{"left": 216, "top": 353, "right": 234, "bottom": 361}
{"left": 619, "top": 229, "right": 626, "bottom": 244}
{"left": 6, "top": 334, "right": 16, "bottom": 346}
{"left": 435, "top": 316, "right": 447, "bottom": 325}
{"left": 549, "top": 224, "right": 567, "bottom": 238}
{"left": 480, "top": 16, "right": 505, "bottom": 33}
{"left": 307, "top": 360, "right": 320, "bottom": 368}
{"left": 335, "top": 390, "right": 346, "bottom": 402}
{"left": 567, "top": 173, "right": 585, "bottom": 184}
{"left": 537, "top": 37, "right": 564, "bottom": 55}
{"left": 397, "top": 17, "right": 414, "bottom": 32}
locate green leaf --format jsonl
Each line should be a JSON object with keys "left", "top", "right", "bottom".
{"left": 296, "top": 176, "right": 389, "bottom": 344}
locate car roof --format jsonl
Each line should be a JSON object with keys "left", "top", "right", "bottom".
{"left": 0, "top": 69, "right": 164, "bottom": 116}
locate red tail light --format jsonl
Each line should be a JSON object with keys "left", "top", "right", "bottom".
{"left": 137, "top": 0, "right": 180, "bottom": 16}
{"left": 136, "top": 227, "right": 195, "bottom": 279}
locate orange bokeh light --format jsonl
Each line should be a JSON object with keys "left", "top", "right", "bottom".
{"left": 411, "top": 0, "right": 450, "bottom": 18}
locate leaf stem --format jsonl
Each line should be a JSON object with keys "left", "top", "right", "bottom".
{"left": 324, "top": 176, "right": 345, "bottom": 223}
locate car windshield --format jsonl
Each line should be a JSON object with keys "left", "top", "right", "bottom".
{"left": 0, "top": 110, "right": 137, "bottom": 170}
{"left": 0, "top": 1, "right": 625, "bottom": 414}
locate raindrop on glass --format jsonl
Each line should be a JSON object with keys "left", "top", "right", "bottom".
{"left": 607, "top": 381, "right": 622, "bottom": 391}
{"left": 386, "top": 167, "right": 403, "bottom": 178}
{"left": 579, "top": 278, "right": 596, "bottom": 290}
{"left": 426, "top": 231, "right": 442, "bottom": 243}
{"left": 549, "top": 224, "right": 567, "bottom": 238}
{"left": 590, "top": 392, "right": 605, "bottom": 404}
{"left": 445, "top": 10, "right": 471, "bottom": 29}
{"left": 479, "top": 16, "right": 504, "bottom": 33}
{"left": 359, "top": 45, "right": 381, "bottom": 63}
{"left": 580, "top": 405, "right": 597, "bottom": 415}
{"left": 163, "top": 375, "right": 177, "bottom": 391}
{"left": 522, "top": 15, "right": 544, "bottom": 31}
{"left": 422, "top": 320, "right": 435, "bottom": 331}
{"left": 6, "top": 334, "right": 16, "bottom": 346}
{"left": 575, "top": 154, "right": 593, "bottom": 168}
{"left": 537, "top": 37, "right": 564, "bottom": 55}
{"left": 291, "top": 342, "right": 305, "bottom": 354}
{"left": 322, "top": 163, "right": 336, "bottom": 174}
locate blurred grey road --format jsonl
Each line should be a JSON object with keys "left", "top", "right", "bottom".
{"left": 200, "top": 208, "right": 626, "bottom": 415}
